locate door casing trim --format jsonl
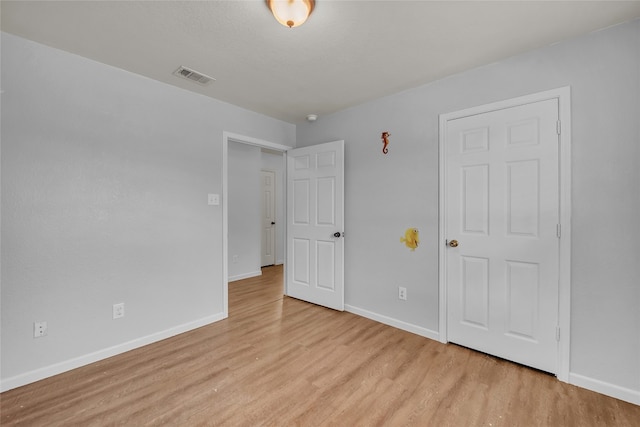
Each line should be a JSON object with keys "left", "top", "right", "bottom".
{"left": 437, "top": 87, "right": 572, "bottom": 382}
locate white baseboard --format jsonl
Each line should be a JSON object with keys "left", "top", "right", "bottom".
{"left": 0, "top": 312, "right": 225, "bottom": 393}
{"left": 228, "top": 270, "right": 262, "bottom": 282}
{"left": 345, "top": 304, "right": 440, "bottom": 342}
{"left": 569, "top": 373, "right": 640, "bottom": 406}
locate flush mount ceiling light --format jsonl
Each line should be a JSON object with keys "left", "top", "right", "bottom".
{"left": 266, "top": 0, "right": 315, "bottom": 28}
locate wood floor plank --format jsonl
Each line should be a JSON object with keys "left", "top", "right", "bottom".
{"left": 2, "top": 265, "right": 639, "bottom": 426}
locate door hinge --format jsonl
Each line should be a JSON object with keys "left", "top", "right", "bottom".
{"left": 556, "top": 224, "right": 561, "bottom": 238}
{"left": 556, "top": 326, "right": 561, "bottom": 342}
{"left": 556, "top": 120, "right": 561, "bottom": 135}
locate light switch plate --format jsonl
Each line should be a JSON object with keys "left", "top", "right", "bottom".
{"left": 208, "top": 194, "right": 220, "bottom": 205}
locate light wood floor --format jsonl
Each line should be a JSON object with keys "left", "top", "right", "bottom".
{"left": 2, "top": 265, "right": 638, "bottom": 426}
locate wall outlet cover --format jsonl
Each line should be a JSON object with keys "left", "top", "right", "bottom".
{"left": 34, "top": 321, "right": 48, "bottom": 338}
{"left": 113, "top": 303, "right": 125, "bottom": 319}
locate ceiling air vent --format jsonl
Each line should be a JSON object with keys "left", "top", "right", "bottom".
{"left": 173, "top": 66, "right": 215, "bottom": 85}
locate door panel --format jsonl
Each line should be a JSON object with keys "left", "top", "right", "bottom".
{"left": 461, "top": 256, "right": 489, "bottom": 328}
{"left": 293, "top": 179, "right": 310, "bottom": 224}
{"left": 505, "top": 260, "right": 539, "bottom": 339}
{"left": 506, "top": 160, "right": 539, "bottom": 237}
{"left": 462, "top": 164, "right": 489, "bottom": 235}
{"left": 287, "top": 140, "right": 344, "bottom": 311}
{"left": 292, "top": 238, "right": 310, "bottom": 284}
{"left": 446, "top": 99, "right": 559, "bottom": 374}
{"left": 316, "top": 240, "right": 336, "bottom": 290}
{"left": 317, "top": 177, "right": 336, "bottom": 225}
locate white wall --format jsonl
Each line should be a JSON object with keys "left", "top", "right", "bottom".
{"left": 0, "top": 32, "right": 295, "bottom": 390}
{"left": 261, "top": 150, "right": 286, "bottom": 265}
{"left": 228, "top": 142, "right": 262, "bottom": 281}
{"left": 296, "top": 20, "right": 640, "bottom": 404}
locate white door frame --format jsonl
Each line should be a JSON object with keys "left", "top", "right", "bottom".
{"left": 222, "top": 132, "right": 291, "bottom": 318}
{"left": 438, "top": 87, "right": 572, "bottom": 382}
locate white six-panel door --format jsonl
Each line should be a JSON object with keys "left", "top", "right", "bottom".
{"left": 261, "top": 170, "right": 276, "bottom": 267}
{"left": 286, "top": 140, "right": 344, "bottom": 311}
{"left": 445, "top": 98, "right": 560, "bottom": 374}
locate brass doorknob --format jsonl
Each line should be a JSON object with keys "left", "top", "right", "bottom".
{"left": 449, "top": 239, "right": 459, "bottom": 248}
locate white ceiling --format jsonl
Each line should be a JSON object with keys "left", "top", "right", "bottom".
{"left": 3, "top": 1, "right": 640, "bottom": 124}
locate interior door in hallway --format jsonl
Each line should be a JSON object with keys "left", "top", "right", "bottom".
{"left": 445, "top": 98, "right": 560, "bottom": 374}
{"left": 286, "top": 140, "right": 344, "bottom": 311}
{"left": 261, "top": 170, "right": 276, "bottom": 267}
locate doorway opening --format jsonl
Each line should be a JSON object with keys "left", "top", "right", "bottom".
{"left": 222, "top": 132, "right": 291, "bottom": 318}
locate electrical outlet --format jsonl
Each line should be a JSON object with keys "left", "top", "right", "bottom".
{"left": 232, "top": 255, "right": 239, "bottom": 264}
{"left": 113, "top": 303, "right": 125, "bottom": 319}
{"left": 398, "top": 287, "right": 407, "bottom": 301}
{"left": 208, "top": 193, "right": 220, "bottom": 205}
{"left": 34, "top": 321, "right": 48, "bottom": 338}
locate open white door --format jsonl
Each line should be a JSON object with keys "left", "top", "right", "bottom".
{"left": 286, "top": 140, "right": 344, "bottom": 311}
